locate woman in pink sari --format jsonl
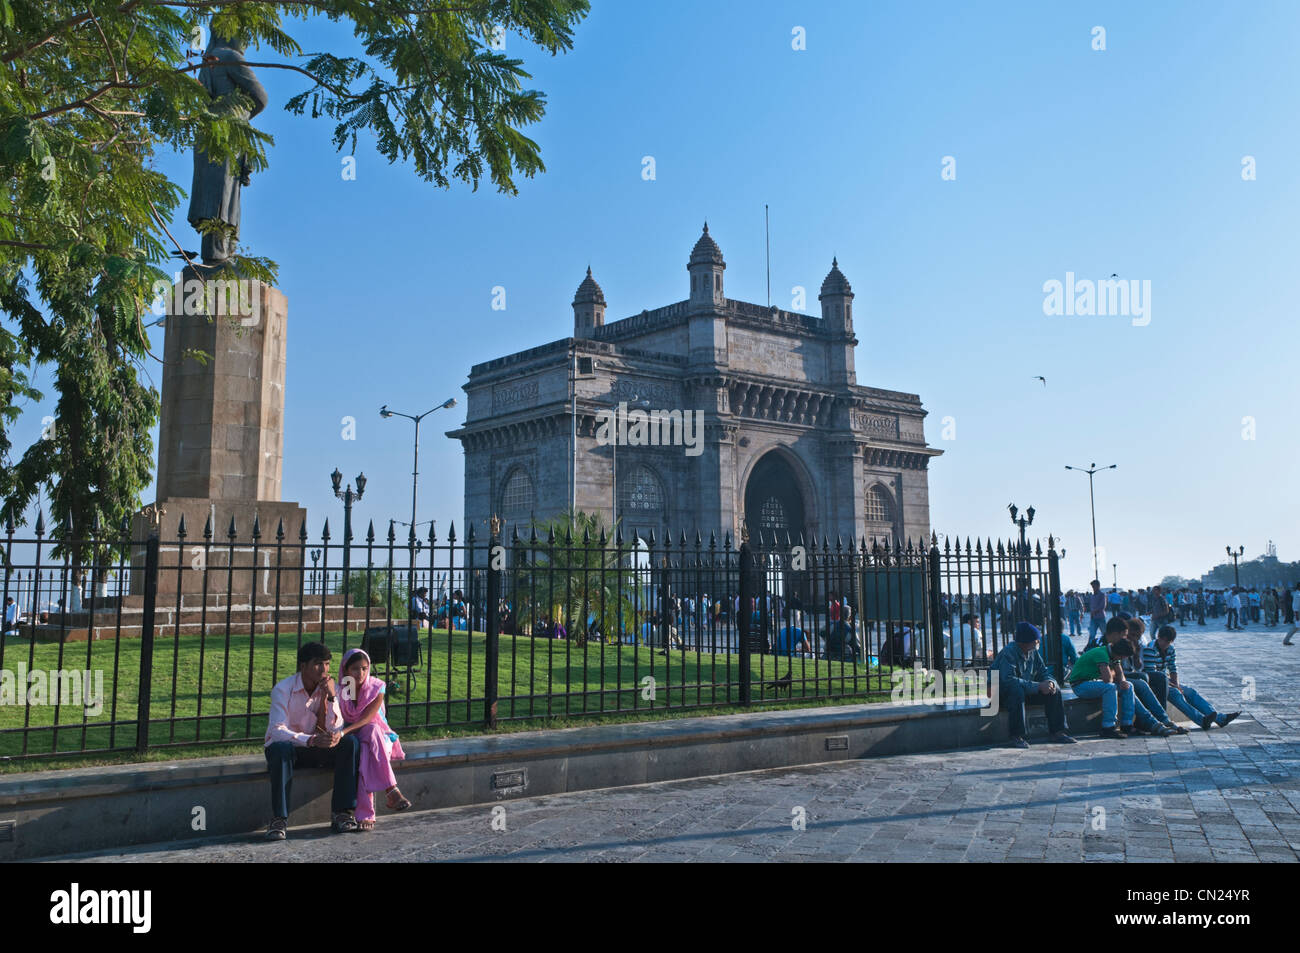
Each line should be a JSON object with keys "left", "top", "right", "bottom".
{"left": 338, "top": 648, "right": 411, "bottom": 830}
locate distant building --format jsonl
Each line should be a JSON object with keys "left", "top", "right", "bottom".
{"left": 447, "top": 224, "right": 942, "bottom": 548}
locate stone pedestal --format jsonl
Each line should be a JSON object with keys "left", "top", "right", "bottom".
{"left": 134, "top": 272, "right": 307, "bottom": 601}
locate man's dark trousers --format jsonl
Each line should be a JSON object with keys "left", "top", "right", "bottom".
{"left": 1001, "top": 679, "right": 1066, "bottom": 739}
{"left": 265, "top": 735, "right": 361, "bottom": 818}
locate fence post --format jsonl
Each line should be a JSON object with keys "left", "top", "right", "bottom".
{"left": 1047, "top": 539, "right": 1064, "bottom": 685}
{"left": 484, "top": 516, "right": 501, "bottom": 729}
{"left": 928, "top": 534, "right": 945, "bottom": 674}
{"left": 738, "top": 539, "right": 754, "bottom": 705}
{"left": 136, "top": 528, "right": 160, "bottom": 754}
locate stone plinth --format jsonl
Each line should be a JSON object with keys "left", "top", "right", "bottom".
{"left": 129, "top": 498, "right": 307, "bottom": 598}
{"left": 156, "top": 268, "right": 288, "bottom": 502}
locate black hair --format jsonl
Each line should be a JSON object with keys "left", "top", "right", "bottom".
{"left": 1157, "top": 624, "right": 1177, "bottom": 641}
{"left": 1108, "top": 639, "right": 1134, "bottom": 659}
{"left": 1104, "top": 616, "right": 1128, "bottom": 637}
{"left": 297, "top": 641, "right": 331, "bottom": 666}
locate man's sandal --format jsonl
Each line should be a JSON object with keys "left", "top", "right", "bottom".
{"left": 385, "top": 788, "right": 412, "bottom": 812}
{"left": 332, "top": 811, "right": 360, "bottom": 833}
{"left": 265, "top": 817, "right": 288, "bottom": 841}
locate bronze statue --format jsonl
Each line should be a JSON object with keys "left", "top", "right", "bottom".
{"left": 188, "top": 34, "right": 268, "bottom": 265}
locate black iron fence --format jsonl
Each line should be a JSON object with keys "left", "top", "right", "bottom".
{"left": 0, "top": 514, "right": 1062, "bottom": 762}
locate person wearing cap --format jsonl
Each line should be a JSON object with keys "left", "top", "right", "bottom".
{"left": 994, "top": 621, "right": 1075, "bottom": 749}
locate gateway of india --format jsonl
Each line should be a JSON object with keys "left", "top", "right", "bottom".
{"left": 447, "top": 224, "right": 941, "bottom": 548}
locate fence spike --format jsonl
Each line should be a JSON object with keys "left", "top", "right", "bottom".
{"left": 275, "top": 518, "right": 285, "bottom": 542}
{"left": 709, "top": 530, "right": 717, "bottom": 549}
{"left": 365, "top": 519, "right": 375, "bottom": 544}
{"left": 321, "top": 518, "right": 331, "bottom": 542}
{"left": 252, "top": 514, "right": 262, "bottom": 539}
{"left": 388, "top": 520, "right": 397, "bottom": 544}
{"left": 177, "top": 514, "right": 188, "bottom": 539}
{"left": 582, "top": 525, "right": 590, "bottom": 545}
{"left": 447, "top": 521, "right": 456, "bottom": 543}
{"left": 298, "top": 520, "right": 308, "bottom": 543}
{"left": 227, "top": 516, "right": 238, "bottom": 540}
{"left": 34, "top": 510, "right": 45, "bottom": 537}
{"left": 598, "top": 526, "right": 607, "bottom": 546}
{"left": 204, "top": 514, "right": 214, "bottom": 540}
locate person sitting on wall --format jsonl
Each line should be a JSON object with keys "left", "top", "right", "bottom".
{"left": 264, "top": 641, "right": 361, "bottom": 840}
{"left": 995, "top": 621, "right": 1076, "bottom": 749}
{"left": 1142, "top": 625, "right": 1240, "bottom": 731}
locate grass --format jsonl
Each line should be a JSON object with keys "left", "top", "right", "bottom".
{"left": 0, "top": 627, "right": 895, "bottom": 772}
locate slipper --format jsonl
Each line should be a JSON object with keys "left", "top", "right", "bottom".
{"left": 332, "top": 811, "right": 359, "bottom": 833}
{"left": 385, "top": 788, "right": 412, "bottom": 812}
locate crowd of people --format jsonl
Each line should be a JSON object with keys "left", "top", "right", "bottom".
{"left": 997, "top": 580, "right": 1250, "bottom": 749}
{"left": 1063, "top": 581, "right": 1300, "bottom": 636}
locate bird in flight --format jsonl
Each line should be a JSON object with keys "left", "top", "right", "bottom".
{"left": 1032, "top": 376, "right": 1047, "bottom": 386}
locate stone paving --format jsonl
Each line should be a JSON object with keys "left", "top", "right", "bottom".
{"left": 48, "top": 621, "right": 1300, "bottom": 862}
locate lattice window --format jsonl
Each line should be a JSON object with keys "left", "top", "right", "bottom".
{"left": 759, "top": 495, "right": 786, "bottom": 531}
{"left": 501, "top": 468, "right": 534, "bottom": 515}
{"left": 621, "top": 465, "right": 663, "bottom": 511}
{"left": 865, "top": 484, "right": 893, "bottom": 523}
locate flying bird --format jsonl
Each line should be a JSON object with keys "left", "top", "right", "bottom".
{"left": 1032, "top": 376, "right": 1046, "bottom": 386}
{"left": 1109, "top": 273, "right": 1119, "bottom": 278}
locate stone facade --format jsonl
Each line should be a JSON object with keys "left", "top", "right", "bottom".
{"left": 447, "top": 225, "right": 941, "bottom": 549}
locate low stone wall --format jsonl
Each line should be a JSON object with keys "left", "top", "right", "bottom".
{"left": 0, "top": 692, "right": 1128, "bottom": 861}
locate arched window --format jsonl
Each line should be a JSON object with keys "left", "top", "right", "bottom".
{"left": 620, "top": 465, "right": 663, "bottom": 512}
{"left": 865, "top": 484, "right": 893, "bottom": 523}
{"left": 501, "top": 468, "right": 534, "bottom": 518}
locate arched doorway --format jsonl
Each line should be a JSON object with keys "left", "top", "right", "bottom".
{"left": 743, "top": 452, "right": 808, "bottom": 545}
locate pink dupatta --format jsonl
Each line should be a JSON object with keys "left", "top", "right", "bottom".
{"left": 338, "top": 648, "right": 406, "bottom": 761}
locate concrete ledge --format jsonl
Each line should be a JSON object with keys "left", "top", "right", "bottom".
{"left": 4, "top": 693, "right": 1116, "bottom": 860}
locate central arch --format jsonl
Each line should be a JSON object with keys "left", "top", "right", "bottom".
{"left": 742, "top": 450, "right": 809, "bottom": 545}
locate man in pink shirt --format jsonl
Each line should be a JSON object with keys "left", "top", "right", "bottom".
{"left": 264, "top": 641, "right": 361, "bottom": 839}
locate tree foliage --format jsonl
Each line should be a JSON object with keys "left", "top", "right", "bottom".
{"left": 0, "top": 0, "right": 589, "bottom": 557}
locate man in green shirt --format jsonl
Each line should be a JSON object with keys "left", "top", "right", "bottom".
{"left": 1068, "top": 639, "right": 1137, "bottom": 738}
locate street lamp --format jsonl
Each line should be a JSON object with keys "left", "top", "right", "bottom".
{"left": 1226, "top": 545, "right": 1244, "bottom": 587}
{"left": 330, "top": 468, "right": 366, "bottom": 583}
{"left": 1113, "top": 562, "right": 1118, "bottom": 589}
{"left": 381, "top": 399, "right": 457, "bottom": 613}
{"left": 1008, "top": 503, "right": 1035, "bottom": 582}
{"left": 1065, "top": 463, "right": 1117, "bottom": 583}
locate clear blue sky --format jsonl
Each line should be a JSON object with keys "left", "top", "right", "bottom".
{"left": 15, "top": 0, "right": 1299, "bottom": 588}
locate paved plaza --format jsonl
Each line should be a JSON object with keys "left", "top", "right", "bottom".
{"left": 48, "top": 622, "right": 1300, "bottom": 862}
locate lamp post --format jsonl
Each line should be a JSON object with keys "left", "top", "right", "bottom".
{"left": 331, "top": 468, "right": 366, "bottom": 584}
{"left": 1008, "top": 503, "right": 1035, "bottom": 582}
{"left": 310, "top": 548, "right": 321, "bottom": 595}
{"left": 1113, "top": 563, "right": 1118, "bottom": 589}
{"left": 382, "top": 399, "right": 457, "bottom": 610}
{"left": 1226, "top": 545, "right": 1244, "bottom": 587}
{"left": 1065, "top": 463, "right": 1117, "bottom": 582}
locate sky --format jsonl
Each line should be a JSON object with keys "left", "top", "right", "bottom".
{"left": 12, "top": 0, "right": 1299, "bottom": 589}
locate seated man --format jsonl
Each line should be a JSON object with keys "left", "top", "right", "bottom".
{"left": 409, "top": 587, "right": 431, "bottom": 628}
{"left": 946, "top": 612, "right": 989, "bottom": 663}
{"left": 264, "top": 641, "right": 362, "bottom": 839}
{"left": 994, "top": 622, "right": 1076, "bottom": 749}
{"left": 1068, "top": 635, "right": 1138, "bottom": 739}
{"left": 1142, "top": 625, "right": 1240, "bottom": 731}
{"left": 776, "top": 612, "right": 811, "bottom": 656}
{"left": 3, "top": 596, "right": 18, "bottom": 637}
{"left": 1120, "top": 618, "right": 1182, "bottom": 736}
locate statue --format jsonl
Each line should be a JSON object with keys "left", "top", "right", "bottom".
{"left": 188, "top": 33, "right": 268, "bottom": 266}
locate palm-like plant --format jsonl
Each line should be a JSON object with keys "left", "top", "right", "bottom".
{"left": 511, "top": 509, "right": 645, "bottom": 645}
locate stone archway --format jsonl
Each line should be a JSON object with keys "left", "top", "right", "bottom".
{"left": 742, "top": 451, "right": 808, "bottom": 545}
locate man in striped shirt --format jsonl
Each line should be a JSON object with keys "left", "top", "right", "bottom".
{"left": 1142, "top": 625, "right": 1240, "bottom": 731}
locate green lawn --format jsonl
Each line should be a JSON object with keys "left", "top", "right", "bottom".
{"left": 0, "top": 628, "right": 894, "bottom": 768}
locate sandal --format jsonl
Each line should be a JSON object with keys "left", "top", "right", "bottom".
{"left": 385, "top": 788, "right": 412, "bottom": 812}
{"left": 356, "top": 818, "right": 375, "bottom": 832}
{"left": 332, "top": 811, "right": 359, "bottom": 833}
